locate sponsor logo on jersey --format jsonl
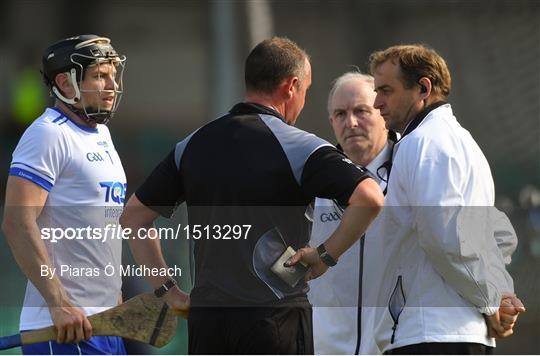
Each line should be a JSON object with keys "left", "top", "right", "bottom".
{"left": 86, "top": 152, "right": 105, "bottom": 162}
{"left": 97, "top": 141, "right": 109, "bottom": 148}
{"left": 99, "top": 181, "right": 127, "bottom": 204}
{"left": 320, "top": 212, "right": 342, "bottom": 222}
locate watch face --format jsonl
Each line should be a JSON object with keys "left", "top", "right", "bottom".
{"left": 319, "top": 250, "right": 336, "bottom": 266}
{"left": 317, "top": 244, "right": 336, "bottom": 266}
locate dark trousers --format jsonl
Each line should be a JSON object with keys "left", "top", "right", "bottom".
{"left": 188, "top": 301, "right": 313, "bottom": 354}
{"left": 384, "top": 342, "right": 494, "bottom": 355}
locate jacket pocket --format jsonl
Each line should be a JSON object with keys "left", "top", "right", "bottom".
{"left": 388, "top": 275, "right": 406, "bottom": 344}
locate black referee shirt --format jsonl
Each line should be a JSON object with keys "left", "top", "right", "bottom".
{"left": 136, "top": 102, "right": 369, "bottom": 307}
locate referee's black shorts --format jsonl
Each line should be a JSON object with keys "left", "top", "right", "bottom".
{"left": 188, "top": 297, "right": 313, "bottom": 354}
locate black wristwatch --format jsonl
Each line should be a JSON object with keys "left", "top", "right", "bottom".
{"left": 154, "top": 279, "right": 177, "bottom": 297}
{"left": 317, "top": 243, "right": 337, "bottom": 267}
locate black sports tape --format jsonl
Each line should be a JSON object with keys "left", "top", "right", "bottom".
{"left": 149, "top": 303, "right": 169, "bottom": 346}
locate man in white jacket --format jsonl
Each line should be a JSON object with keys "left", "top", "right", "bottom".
{"left": 309, "top": 71, "right": 393, "bottom": 355}
{"left": 368, "top": 44, "right": 525, "bottom": 354}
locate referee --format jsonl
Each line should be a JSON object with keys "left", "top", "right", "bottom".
{"left": 120, "top": 37, "right": 383, "bottom": 354}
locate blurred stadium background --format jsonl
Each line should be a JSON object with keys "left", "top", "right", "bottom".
{"left": 0, "top": 0, "right": 538, "bottom": 354}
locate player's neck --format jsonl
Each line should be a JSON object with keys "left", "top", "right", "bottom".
{"left": 54, "top": 101, "right": 97, "bottom": 128}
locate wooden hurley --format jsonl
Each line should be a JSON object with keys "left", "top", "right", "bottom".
{"left": 0, "top": 293, "right": 178, "bottom": 350}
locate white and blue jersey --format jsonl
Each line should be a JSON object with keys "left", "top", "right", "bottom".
{"left": 9, "top": 107, "right": 126, "bottom": 331}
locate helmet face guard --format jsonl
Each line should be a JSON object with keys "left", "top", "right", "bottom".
{"left": 70, "top": 53, "right": 126, "bottom": 125}
{"left": 42, "top": 35, "right": 126, "bottom": 125}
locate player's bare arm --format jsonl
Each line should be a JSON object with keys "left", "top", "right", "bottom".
{"left": 120, "top": 194, "right": 190, "bottom": 318}
{"left": 2, "top": 176, "right": 92, "bottom": 344}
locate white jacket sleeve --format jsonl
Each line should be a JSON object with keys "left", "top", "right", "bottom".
{"left": 407, "top": 142, "right": 514, "bottom": 315}
{"left": 490, "top": 208, "right": 518, "bottom": 265}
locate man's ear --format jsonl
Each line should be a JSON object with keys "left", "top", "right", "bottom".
{"left": 418, "top": 77, "right": 432, "bottom": 98}
{"left": 54, "top": 72, "right": 75, "bottom": 99}
{"left": 281, "top": 76, "right": 299, "bottom": 100}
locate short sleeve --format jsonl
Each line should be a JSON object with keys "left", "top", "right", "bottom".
{"left": 135, "top": 149, "right": 185, "bottom": 218}
{"left": 301, "top": 146, "right": 370, "bottom": 206}
{"left": 9, "top": 122, "right": 67, "bottom": 191}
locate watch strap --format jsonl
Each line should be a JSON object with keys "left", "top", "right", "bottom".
{"left": 154, "top": 279, "right": 176, "bottom": 298}
{"left": 317, "top": 243, "right": 337, "bottom": 267}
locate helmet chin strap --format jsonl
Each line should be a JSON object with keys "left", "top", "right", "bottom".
{"left": 53, "top": 68, "right": 111, "bottom": 125}
{"left": 65, "top": 104, "right": 111, "bottom": 125}
{"left": 52, "top": 68, "right": 80, "bottom": 104}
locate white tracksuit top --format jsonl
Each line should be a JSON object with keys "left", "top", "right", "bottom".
{"left": 309, "top": 143, "right": 391, "bottom": 355}
{"left": 371, "top": 104, "right": 516, "bottom": 352}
